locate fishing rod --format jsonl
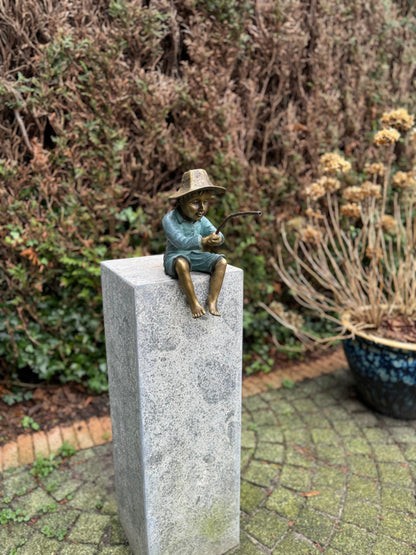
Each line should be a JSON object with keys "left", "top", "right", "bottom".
{"left": 215, "top": 210, "right": 262, "bottom": 234}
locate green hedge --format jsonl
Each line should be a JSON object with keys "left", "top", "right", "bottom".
{"left": 0, "top": 0, "right": 415, "bottom": 389}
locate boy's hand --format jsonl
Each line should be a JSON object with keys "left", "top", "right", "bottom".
{"left": 202, "top": 232, "right": 223, "bottom": 249}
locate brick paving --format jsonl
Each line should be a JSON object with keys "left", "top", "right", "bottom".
{"left": 1, "top": 359, "right": 415, "bottom": 553}
{"left": 235, "top": 368, "right": 416, "bottom": 554}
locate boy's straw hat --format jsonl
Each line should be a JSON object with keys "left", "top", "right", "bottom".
{"left": 169, "top": 169, "right": 226, "bottom": 200}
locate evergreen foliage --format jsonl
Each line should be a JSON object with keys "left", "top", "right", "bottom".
{"left": 1, "top": 0, "right": 415, "bottom": 387}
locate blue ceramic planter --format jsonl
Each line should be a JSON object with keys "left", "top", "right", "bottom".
{"left": 343, "top": 333, "right": 416, "bottom": 419}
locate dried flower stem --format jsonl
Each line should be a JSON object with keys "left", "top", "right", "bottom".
{"left": 273, "top": 117, "right": 416, "bottom": 341}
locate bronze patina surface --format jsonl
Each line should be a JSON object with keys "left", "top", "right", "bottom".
{"left": 163, "top": 169, "right": 227, "bottom": 318}
{"left": 163, "top": 169, "right": 262, "bottom": 319}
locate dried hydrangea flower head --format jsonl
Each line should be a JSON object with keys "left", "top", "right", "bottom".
{"left": 305, "top": 181, "right": 326, "bottom": 201}
{"left": 269, "top": 301, "right": 305, "bottom": 330}
{"left": 365, "top": 163, "right": 385, "bottom": 177}
{"left": 342, "top": 186, "right": 370, "bottom": 203}
{"left": 381, "top": 108, "right": 414, "bottom": 132}
{"left": 373, "top": 128, "right": 400, "bottom": 146}
{"left": 300, "top": 226, "right": 323, "bottom": 245}
{"left": 365, "top": 245, "right": 383, "bottom": 260}
{"left": 320, "top": 176, "right": 341, "bottom": 193}
{"left": 320, "top": 152, "right": 351, "bottom": 175}
{"left": 392, "top": 171, "right": 416, "bottom": 189}
{"left": 381, "top": 215, "right": 397, "bottom": 234}
{"left": 305, "top": 208, "right": 324, "bottom": 220}
{"left": 305, "top": 176, "right": 341, "bottom": 201}
{"left": 340, "top": 203, "right": 361, "bottom": 219}
{"left": 362, "top": 181, "right": 382, "bottom": 198}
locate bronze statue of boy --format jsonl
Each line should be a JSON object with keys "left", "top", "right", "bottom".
{"left": 163, "top": 169, "right": 227, "bottom": 318}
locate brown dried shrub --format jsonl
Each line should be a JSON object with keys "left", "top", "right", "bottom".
{"left": 0, "top": 0, "right": 415, "bottom": 385}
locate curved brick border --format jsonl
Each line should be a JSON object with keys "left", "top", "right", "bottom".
{"left": 0, "top": 348, "right": 346, "bottom": 471}
{"left": 242, "top": 348, "right": 346, "bottom": 398}
{"left": 0, "top": 417, "right": 112, "bottom": 472}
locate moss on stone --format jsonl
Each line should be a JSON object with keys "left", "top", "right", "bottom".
{"left": 285, "top": 446, "right": 315, "bottom": 469}
{"left": 343, "top": 437, "right": 372, "bottom": 456}
{"left": 233, "top": 533, "right": 265, "bottom": 554}
{"left": 341, "top": 497, "right": 379, "bottom": 529}
{"left": 313, "top": 465, "right": 346, "bottom": 491}
{"left": 378, "top": 508, "right": 416, "bottom": 543}
{"left": 346, "top": 475, "right": 379, "bottom": 503}
{"left": 254, "top": 410, "right": 278, "bottom": 427}
{"left": 60, "top": 544, "right": 98, "bottom": 554}
{"left": 332, "top": 420, "right": 361, "bottom": 436}
{"left": 311, "top": 428, "right": 339, "bottom": 446}
{"left": 15, "top": 487, "right": 54, "bottom": 519}
{"left": 18, "top": 531, "right": 61, "bottom": 554}
{"left": 280, "top": 464, "right": 312, "bottom": 492}
{"left": 240, "top": 448, "right": 253, "bottom": 472}
{"left": 381, "top": 485, "right": 415, "bottom": 512}
{"left": 271, "top": 400, "right": 295, "bottom": 416}
{"left": 300, "top": 413, "right": 330, "bottom": 429}
{"left": 243, "top": 459, "right": 279, "bottom": 487}
{"left": 329, "top": 522, "right": 375, "bottom": 553}
{"left": 373, "top": 444, "right": 405, "bottom": 463}
{"left": 378, "top": 462, "right": 413, "bottom": 487}
{"left": 199, "top": 502, "right": 229, "bottom": 543}
{"left": 404, "top": 445, "right": 416, "bottom": 461}
{"left": 99, "top": 547, "right": 132, "bottom": 555}
{"left": 68, "top": 512, "right": 111, "bottom": 544}
{"left": 243, "top": 396, "right": 268, "bottom": 411}
{"left": 306, "top": 487, "right": 342, "bottom": 517}
{"left": 316, "top": 445, "right": 345, "bottom": 465}
{"left": 241, "top": 430, "right": 256, "bottom": 449}
{"left": 0, "top": 522, "right": 31, "bottom": 553}
{"left": 254, "top": 442, "right": 284, "bottom": 464}
{"left": 277, "top": 413, "right": 304, "bottom": 430}
{"left": 371, "top": 533, "right": 416, "bottom": 555}
{"left": 256, "top": 426, "right": 284, "bottom": 444}
{"left": 294, "top": 507, "right": 335, "bottom": 544}
{"left": 265, "top": 486, "right": 303, "bottom": 520}
{"left": 2, "top": 470, "right": 36, "bottom": 500}
{"left": 110, "top": 516, "right": 129, "bottom": 544}
{"left": 292, "top": 399, "right": 318, "bottom": 413}
{"left": 240, "top": 480, "right": 266, "bottom": 514}
{"left": 346, "top": 455, "right": 378, "bottom": 478}
{"left": 244, "top": 508, "right": 288, "bottom": 548}
{"left": 272, "top": 532, "right": 321, "bottom": 554}
{"left": 362, "top": 427, "right": 393, "bottom": 445}
{"left": 283, "top": 428, "right": 312, "bottom": 445}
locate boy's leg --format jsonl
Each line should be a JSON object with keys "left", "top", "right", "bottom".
{"left": 175, "top": 257, "right": 206, "bottom": 318}
{"left": 207, "top": 257, "right": 227, "bottom": 316}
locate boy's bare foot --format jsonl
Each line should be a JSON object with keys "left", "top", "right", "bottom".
{"left": 191, "top": 302, "right": 206, "bottom": 318}
{"left": 207, "top": 297, "right": 221, "bottom": 316}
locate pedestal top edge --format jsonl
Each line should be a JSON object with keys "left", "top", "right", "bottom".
{"left": 101, "top": 254, "right": 243, "bottom": 288}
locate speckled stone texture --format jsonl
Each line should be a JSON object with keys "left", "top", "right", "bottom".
{"left": 101, "top": 255, "right": 243, "bottom": 555}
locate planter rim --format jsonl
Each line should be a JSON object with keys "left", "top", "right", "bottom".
{"left": 342, "top": 311, "right": 416, "bottom": 352}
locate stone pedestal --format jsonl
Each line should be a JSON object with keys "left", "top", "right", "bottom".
{"left": 101, "top": 255, "right": 243, "bottom": 555}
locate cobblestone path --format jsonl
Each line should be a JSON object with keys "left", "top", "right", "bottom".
{"left": 1, "top": 367, "right": 415, "bottom": 554}
{"left": 235, "top": 368, "right": 416, "bottom": 554}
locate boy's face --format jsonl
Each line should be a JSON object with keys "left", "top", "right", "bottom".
{"left": 180, "top": 192, "right": 212, "bottom": 222}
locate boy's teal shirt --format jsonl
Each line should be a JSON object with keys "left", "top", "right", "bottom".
{"left": 163, "top": 208, "right": 224, "bottom": 254}
{"left": 162, "top": 208, "right": 225, "bottom": 276}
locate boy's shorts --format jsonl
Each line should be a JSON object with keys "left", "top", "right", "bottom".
{"left": 164, "top": 251, "right": 225, "bottom": 278}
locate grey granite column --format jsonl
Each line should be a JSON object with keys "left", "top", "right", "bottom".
{"left": 101, "top": 254, "right": 243, "bottom": 555}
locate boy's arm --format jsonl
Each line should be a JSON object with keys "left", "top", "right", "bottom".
{"left": 201, "top": 216, "right": 225, "bottom": 245}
